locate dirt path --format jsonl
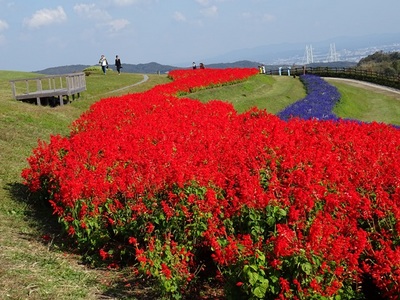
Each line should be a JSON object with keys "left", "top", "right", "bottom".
{"left": 325, "top": 77, "right": 400, "bottom": 98}
{"left": 103, "top": 74, "right": 149, "bottom": 95}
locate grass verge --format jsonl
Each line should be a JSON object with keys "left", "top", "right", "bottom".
{"left": 327, "top": 78, "right": 400, "bottom": 126}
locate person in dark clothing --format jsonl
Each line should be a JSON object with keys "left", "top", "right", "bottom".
{"left": 115, "top": 55, "right": 122, "bottom": 74}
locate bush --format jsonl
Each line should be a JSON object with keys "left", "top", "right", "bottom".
{"left": 83, "top": 65, "right": 103, "bottom": 76}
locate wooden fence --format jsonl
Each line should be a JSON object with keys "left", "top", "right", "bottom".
{"left": 9, "top": 72, "right": 86, "bottom": 106}
{"left": 264, "top": 67, "right": 400, "bottom": 90}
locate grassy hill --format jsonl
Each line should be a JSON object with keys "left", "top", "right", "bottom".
{"left": 1, "top": 70, "right": 400, "bottom": 299}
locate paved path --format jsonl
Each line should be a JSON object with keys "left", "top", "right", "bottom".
{"left": 104, "top": 74, "right": 149, "bottom": 95}
{"left": 325, "top": 77, "right": 400, "bottom": 97}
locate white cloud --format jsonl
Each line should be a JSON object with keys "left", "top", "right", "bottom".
{"left": 107, "top": 19, "right": 130, "bottom": 32}
{"left": 23, "top": 6, "right": 67, "bottom": 29}
{"left": 240, "top": 11, "right": 276, "bottom": 23}
{"left": 195, "top": 0, "right": 219, "bottom": 17}
{"left": 0, "top": 19, "right": 9, "bottom": 31}
{"left": 241, "top": 12, "right": 252, "bottom": 19}
{"left": 74, "top": 4, "right": 129, "bottom": 33}
{"left": 74, "top": 3, "right": 95, "bottom": 14}
{"left": 196, "top": 0, "right": 210, "bottom": 5}
{"left": 200, "top": 5, "right": 218, "bottom": 17}
{"left": 108, "top": 0, "right": 157, "bottom": 6}
{"left": 74, "top": 3, "right": 112, "bottom": 20}
{"left": 173, "top": 11, "right": 187, "bottom": 22}
{"left": 262, "top": 13, "right": 276, "bottom": 22}
{"left": 196, "top": 0, "right": 228, "bottom": 6}
{"left": 112, "top": 0, "right": 140, "bottom": 5}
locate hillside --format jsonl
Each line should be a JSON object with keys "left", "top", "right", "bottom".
{"left": 34, "top": 60, "right": 357, "bottom": 75}
{"left": 357, "top": 51, "right": 400, "bottom": 76}
{"left": 33, "top": 60, "right": 262, "bottom": 75}
{"left": 34, "top": 62, "right": 179, "bottom": 75}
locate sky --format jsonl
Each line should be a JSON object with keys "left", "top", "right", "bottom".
{"left": 0, "top": 0, "right": 399, "bottom": 71}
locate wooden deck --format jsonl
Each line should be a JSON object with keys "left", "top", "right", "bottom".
{"left": 9, "top": 72, "right": 86, "bottom": 106}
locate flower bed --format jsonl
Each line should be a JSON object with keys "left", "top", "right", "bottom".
{"left": 22, "top": 68, "right": 400, "bottom": 299}
{"left": 278, "top": 74, "right": 340, "bottom": 121}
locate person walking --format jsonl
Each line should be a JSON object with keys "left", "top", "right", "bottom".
{"left": 115, "top": 55, "right": 122, "bottom": 75}
{"left": 99, "top": 55, "right": 108, "bottom": 74}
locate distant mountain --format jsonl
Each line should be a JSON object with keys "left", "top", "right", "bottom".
{"left": 33, "top": 32, "right": 399, "bottom": 75}
{"left": 34, "top": 59, "right": 358, "bottom": 76}
{"left": 33, "top": 60, "right": 264, "bottom": 75}
{"left": 205, "top": 32, "right": 400, "bottom": 65}
{"left": 34, "top": 65, "right": 90, "bottom": 75}
{"left": 120, "top": 62, "right": 180, "bottom": 74}
{"left": 306, "top": 61, "right": 357, "bottom": 68}
{"left": 33, "top": 63, "right": 179, "bottom": 75}
{"left": 206, "top": 60, "right": 261, "bottom": 68}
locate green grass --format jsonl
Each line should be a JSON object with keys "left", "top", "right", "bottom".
{"left": 184, "top": 74, "right": 306, "bottom": 113}
{"left": 326, "top": 78, "right": 400, "bottom": 126}
{"left": 1, "top": 70, "right": 400, "bottom": 299}
{"left": 187, "top": 75, "right": 400, "bottom": 126}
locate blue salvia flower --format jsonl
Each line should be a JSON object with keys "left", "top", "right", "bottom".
{"left": 277, "top": 74, "right": 400, "bottom": 130}
{"left": 278, "top": 75, "right": 340, "bottom": 121}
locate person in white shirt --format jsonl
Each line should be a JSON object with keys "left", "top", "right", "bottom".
{"left": 99, "top": 55, "right": 108, "bottom": 74}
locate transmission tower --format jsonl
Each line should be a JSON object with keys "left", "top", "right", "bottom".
{"left": 327, "top": 43, "right": 338, "bottom": 62}
{"left": 304, "top": 45, "right": 314, "bottom": 64}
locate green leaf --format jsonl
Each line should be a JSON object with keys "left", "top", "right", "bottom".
{"left": 278, "top": 208, "right": 287, "bottom": 217}
{"left": 266, "top": 216, "right": 276, "bottom": 227}
{"left": 301, "top": 262, "right": 312, "bottom": 275}
{"left": 248, "top": 272, "right": 259, "bottom": 285}
{"left": 270, "top": 275, "right": 279, "bottom": 283}
{"left": 253, "top": 280, "right": 268, "bottom": 298}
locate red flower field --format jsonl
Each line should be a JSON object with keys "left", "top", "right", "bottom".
{"left": 22, "top": 68, "right": 400, "bottom": 299}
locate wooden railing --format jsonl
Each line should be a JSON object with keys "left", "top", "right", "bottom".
{"left": 9, "top": 72, "right": 86, "bottom": 106}
{"left": 264, "top": 67, "right": 400, "bottom": 90}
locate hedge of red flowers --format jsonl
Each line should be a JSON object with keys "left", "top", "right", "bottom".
{"left": 22, "top": 68, "right": 400, "bottom": 299}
